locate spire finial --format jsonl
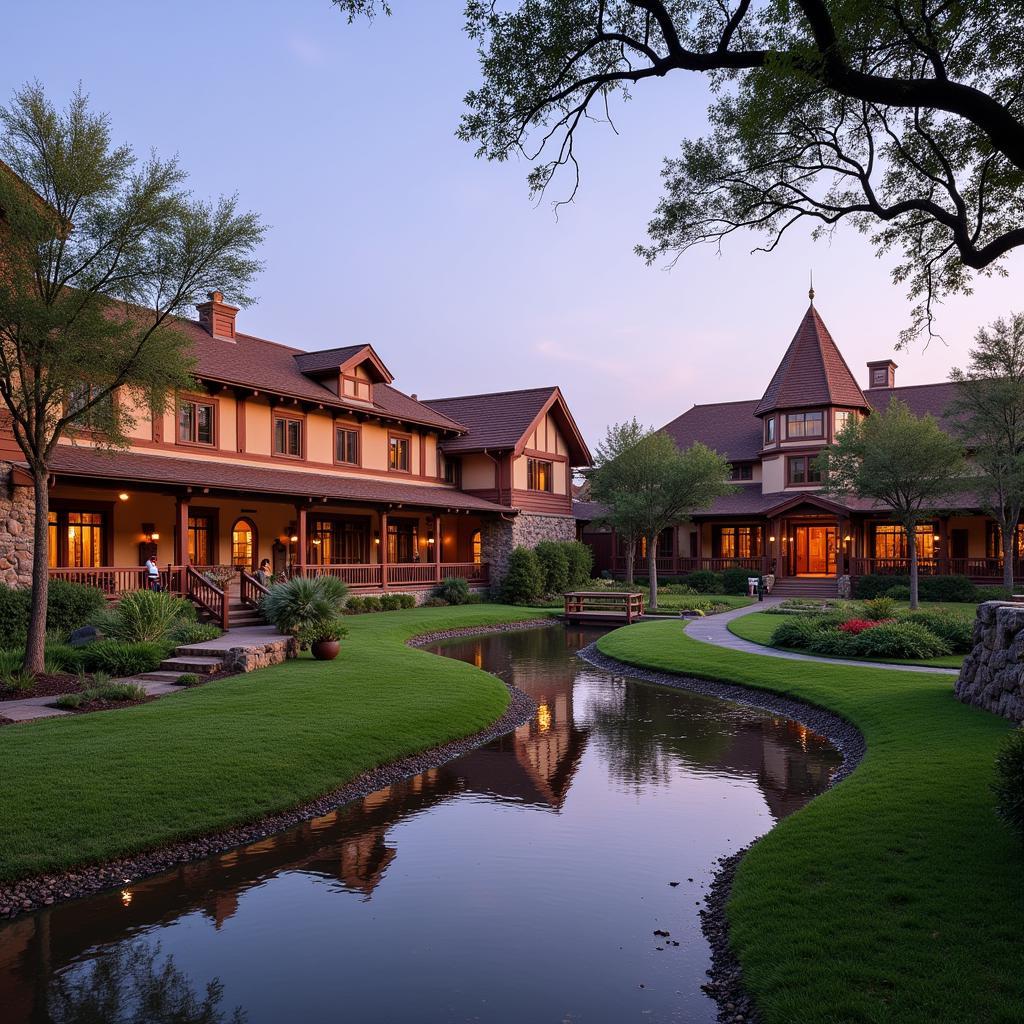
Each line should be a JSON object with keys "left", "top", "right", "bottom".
{"left": 808, "top": 270, "right": 815, "bottom": 305}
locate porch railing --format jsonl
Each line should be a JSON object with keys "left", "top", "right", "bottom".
{"left": 304, "top": 564, "right": 384, "bottom": 587}
{"left": 48, "top": 565, "right": 155, "bottom": 596}
{"left": 849, "top": 556, "right": 1006, "bottom": 579}
{"left": 239, "top": 569, "right": 270, "bottom": 608}
{"left": 611, "top": 556, "right": 771, "bottom": 575}
{"left": 186, "top": 566, "right": 228, "bottom": 630}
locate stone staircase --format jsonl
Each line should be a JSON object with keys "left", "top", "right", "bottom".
{"left": 140, "top": 645, "right": 228, "bottom": 685}
{"left": 769, "top": 577, "right": 840, "bottom": 599}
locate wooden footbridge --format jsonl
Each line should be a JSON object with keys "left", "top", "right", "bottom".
{"left": 563, "top": 591, "right": 644, "bottom": 624}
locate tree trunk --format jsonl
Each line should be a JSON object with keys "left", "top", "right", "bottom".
{"left": 908, "top": 525, "right": 919, "bottom": 611}
{"left": 648, "top": 533, "right": 659, "bottom": 610}
{"left": 23, "top": 469, "right": 50, "bottom": 675}
{"left": 624, "top": 537, "right": 636, "bottom": 587}
{"left": 1002, "top": 521, "right": 1016, "bottom": 592}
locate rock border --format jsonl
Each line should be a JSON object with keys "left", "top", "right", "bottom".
{"left": 578, "top": 643, "right": 866, "bottom": 1024}
{"left": 0, "top": 618, "right": 557, "bottom": 920}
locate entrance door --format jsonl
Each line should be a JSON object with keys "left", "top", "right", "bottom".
{"left": 231, "top": 518, "right": 256, "bottom": 571}
{"left": 793, "top": 526, "right": 837, "bottom": 576}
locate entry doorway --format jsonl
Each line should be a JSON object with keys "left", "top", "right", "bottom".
{"left": 792, "top": 525, "right": 837, "bottom": 576}
{"left": 231, "top": 518, "right": 257, "bottom": 571}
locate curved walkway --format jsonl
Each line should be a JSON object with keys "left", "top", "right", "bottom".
{"left": 684, "top": 596, "right": 959, "bottom": 675}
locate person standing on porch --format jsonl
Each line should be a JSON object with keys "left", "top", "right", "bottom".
{"left": 144, "top": 554, "right": 162, "bottom": 592}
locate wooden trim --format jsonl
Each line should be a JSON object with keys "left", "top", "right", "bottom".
{"left": 231, "top": 515, "right": 260, "bottom": 571}
{"left": 387, "top": 430, "right": 413, "bottom": 474}
{"left": 271, "top": 408, "right": 306, "bottom": 460}
{"left": 235, "top": 396, "right": 246, "bottom": 453}
{"left": 175, "top": 392, "right": 220, "bottom": 450}
{"left": 333, "top": 421, "right": 363, "bottom": 468}
{"left": 419, "top": 434, "right": 426, "bottom": 478}
{"left": 782, "top": 409, "right": 826, "bottom": 441}
{"left": 340, "top": 372, "right": 374, "bottom": 403}
{"left": 511, "top": 488, "right": 571, "bottom": 515}
{"left": 785, "top": 453, "right": 823, "bottom": 487}
{"left": 521, "top": 447, "right": 569, "bottom": 463}
{"left": 511, "top": 387, "right": 591, "bottom": 466}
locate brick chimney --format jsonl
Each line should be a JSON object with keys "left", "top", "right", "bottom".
{"left": 867, "top": 359, "right": 897, "bottom": 389}
{"left": 196, "top": 290, "right": 239, "bottom": 341}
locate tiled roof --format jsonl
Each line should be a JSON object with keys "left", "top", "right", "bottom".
{"left": 292, "top": 345, "right": 368, "bottom": 374}
{"left": 867, "top": 381, "right": 958, "bottom": 427}
{"left": 660, "top": 400, "right": 763, "bottom": 462}
{"left": 754, "top": 305, "right": 869, "bottom": 416}
{"left": 47, "top": 446, "right": 510, "bottom": 513}
{"left": 572, "top": 499, "right": 607, "bottom": 522}
{"left": 425, "top": 387, "right": 558, "bottom": 453}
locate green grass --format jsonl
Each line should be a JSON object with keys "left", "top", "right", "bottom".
{"left": 597, "top": 621, "right": 1022, "bottom": 1024}
{"left": 728, "top": 611, "right": 964, "bottom": 668}
{"left": 0, "top": 604, "right": 550, "bottom": 882}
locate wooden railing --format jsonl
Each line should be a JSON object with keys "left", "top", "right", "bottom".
{"left": 386, "top": 563, "right": 441, "bottom": 586}
{"left": 441, "top": 562, "right": 489, "bottom": 584}
{"left": 564, "top": 590, "right": 645, "bottom": 623}
{"left": 239, "top": 569, "right": 270, "bottom": 608}
{"left": 186, "top": 566, "right": 228, "bottom": 630}
{"left": 611, "top": 556, "right": 771, "bottom": 576}
{"left": 48, "top": 565, "right": 155, "bottom": 596}
{"left": 849, "top": 557, "right": 1006, "bottom": 580}
{"left": 304, "top": 563, "right": 385, "bottom": 587}
{"left": 302, "top": 562, "right": 489, "bottom": 588}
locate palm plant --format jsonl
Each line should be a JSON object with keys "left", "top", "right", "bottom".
{"left": 260, "top": 576, "right": 350, "bottom": 635}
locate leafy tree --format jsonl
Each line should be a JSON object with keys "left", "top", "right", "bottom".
{"left": 948, "top": 313, "right": 1024, "bottom": 590}
{"left": 818, "top": 399, "right": 964, "bottom": 608}
{"left": 0, "top": 83, "right": 264, "bottom": 673}
{"left": 337, "top": 1, "right": 1024, "bottom": 341}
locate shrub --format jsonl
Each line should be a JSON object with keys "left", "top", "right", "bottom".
{"left": 297, "top": 618, "right": 349, "bottom": 648}
{"left": 55, "top": 691, "right": 85, "bottom": 709}
{"left": 849, "top": 621, "right": 950, "bottom": 660}
{"left": 362, "top": 595, "right": 383, "bottom": 613}
{"left": 260, "top": 575, "right": 350, "bottom": 634}
{"left": 534, "top": 541, "right": 571, "bottom": 595}
{"left": 861, "top": 596, "right": 898, "bottom": 620}
{"left": 43, "top": 642, "right": 80, "bottom": 672}
{"left": 977, "top": 585, "right": 1013, "bottom": 602}
{"left": 176, "top": 673, "right": 201, "bottom": 688}
{"left": 770, "top": 617, "right": 826, "bottom": 650}
{"left": 78, "top": 640, "right": 166, "bottom": 676}
{"left": 564, "top": 541, "right": 594, "bottom": 589}
{"left": 720, "top": 566, "right": 756, "bottom": 595}
{"left": 808, "top": 628, "right": 859, "bottom": 658}
{"left": 994, "top": 727, "right": 1024, "bottom": 843}
{"left": 902, "top": 610, "right": 974, "bottom": 653}
{"left": 100, "top": 681, "right": 148, "bottom": 702}
{"left": 168, "top": 622, "right": 223, "bottom": 646}
{"left": 919, "top": 575, "right": 978, "bottom": 603}
{"left": 464, "top": 592, "right": 483, "bottom": 604}
{"left": 840, "top": 618, "right": 895, "bottom": 635}
{"left": 683, "top": 570, "right": 724, "bottom": 593}
{"left": 421, "top": 596, "right": 449, "bottom": 607}
{"left": 47, "top": 579, "right": 107, "bottom": 636}
{"left": 502, "top": 547, "right": 544, "bottom": 604}
{"left": 99, "top": 590, "right": 196, "bottom": 643}
{"left": 433, "top": 577, "right": 471, "bottom": 606}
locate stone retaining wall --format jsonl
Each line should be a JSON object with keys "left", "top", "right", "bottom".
{"left": 481, "top": 513, "right": 577, "bottom": 587}
{"left": 221, "top": 636, "right": 297, "bottom": 673}
{"left": 955, "top": 601, "right": 1024, "bottom": 721}
{"left": 0, "top": 462, "right": 35, "bottom": 588}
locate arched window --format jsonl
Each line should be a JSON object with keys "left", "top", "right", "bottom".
{"left": 471, "top": 530, "right": 482, "bottom": 565}
{"left": 231, "top": 518, "right": 256, "bottom": 570}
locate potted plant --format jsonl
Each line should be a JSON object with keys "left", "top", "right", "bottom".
{"left": 300, "top": 619, "right": 348, "bottom": 661}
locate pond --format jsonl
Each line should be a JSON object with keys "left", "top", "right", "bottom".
{"left": 0, "top": 624, "right": 842, "bottom": 1023}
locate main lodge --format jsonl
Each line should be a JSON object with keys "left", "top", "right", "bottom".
{"left": 0, "top": 290, "right": 591, "bottom": 620}
{"left": 578, "top": 295, "right": 1009, "bottom": 593}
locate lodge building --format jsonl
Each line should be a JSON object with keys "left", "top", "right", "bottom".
{"left": 0, "top": 290, "right": 591, "bottom": 621}
{"left": 578, "top": 296, "right": 1009, "bottom": 593}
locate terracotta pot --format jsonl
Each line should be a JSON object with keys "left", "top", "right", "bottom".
{"left": 311, "top": 639, "right": 341, "bottom": 661}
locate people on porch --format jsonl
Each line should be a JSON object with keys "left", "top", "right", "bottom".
{"left": 255, "top": 559, "right": 272, "bottom": 587}
{"left": 144, "top": 554, "right": 162, "bottom": 591}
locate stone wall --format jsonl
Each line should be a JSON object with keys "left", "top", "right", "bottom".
{"left": 955, "top": 601, "right": 1024, "bottom": 721}
{"left": 221, "top": 636, "right": 297, "bottom": 673}
{"left": 0, "top": 462, "right": 35, "bottom": 588}
{"left": 481, "top": 513, "right": 577, "bottom": 588}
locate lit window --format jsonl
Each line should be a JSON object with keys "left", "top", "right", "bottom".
{"left": 274, "top": 416, "right": 302, "bottom": 457}
{"left": 874, "top": 524, "right": 935, "bottom": 560}
{"left": 389, "top": 435, "right": 410, "bottom": 472}
{"left": 834, "top": 410, "right": 854, "bottom": 435}
{"left": 785, "top": 411, "right": 824, "bottom": 438}
{"left": 527, "top": 458, "right": 553, "bottom": 492}
{"left": 336, "top": 427, "right": 359, "bottom": 465}
{"left": 178, "top": 400, "right": 215, "bottom": 445}
{"left": 471, "top": 529, "right": 482, "bottom": 564}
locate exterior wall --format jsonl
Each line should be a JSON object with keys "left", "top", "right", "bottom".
{"left": 0, "top": 463, "right": 35, "bottom": 587}
{"left": 462, "top": 455, "right": 496, "bottom": 490}
{"left": 481, "top": 512, "right": 577, "bottom": 587}
{"left": 761, "top": 455, "right": 786, "bottom": 493}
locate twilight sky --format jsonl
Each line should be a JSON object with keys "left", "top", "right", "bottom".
{"left": 8, "top": 1, "right": 1023, "bottom": 446}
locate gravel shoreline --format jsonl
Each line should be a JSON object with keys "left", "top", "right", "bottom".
{"left": 578, "top": 642, "right": 866, "bottom": 1024}
{"left": 0, "top": 618, "right": 557, "bottom": 921}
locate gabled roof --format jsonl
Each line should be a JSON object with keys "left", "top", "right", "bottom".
{"left": 660, "top": 399, "right": 762, "bottom": 463}
{"left": 425, "top": 386, "right": 592, "bottom": 465}
{"left": 754, "top": 304, "right": 869, "bottom": 416}
{"left": 294, "top": 343, "right": 394, "bottom": 384}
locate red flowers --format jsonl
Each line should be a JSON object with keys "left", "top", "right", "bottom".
{"left": 839, "top": 618, "right": 896, "bottom": 635}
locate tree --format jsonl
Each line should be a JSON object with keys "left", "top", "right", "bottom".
{"left": 948, "top": 313, "right": 1024, "bottom": 590}
{"left": 337, "top": 1, "right": 1024, "bottom": 341}
{"left": 818, "top": 399, "right": 964, "bottom": 608}
{"left": 0, "top": 84, "right": 264, "bottom": 673}
{"left": 588, "top": 418, "right": 650, "bottom": 586}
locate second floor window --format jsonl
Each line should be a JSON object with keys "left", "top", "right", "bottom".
{"left": 785, "top": 411, "right": 823, "bottom": 438}
{"left": 764, "top": 417, "right": 776, "bottom": 444}
{"left": 527, "top": 458, "right": 553, "bottom": 492}
{"left": 336, "top": 427, "right": 360, "bottom": 465}
{"left": 788, "top": 455, "right": 822, "bottom": 485}
{"left": 274, "top": 416, "right": 302, "bottom": 457}
{"left": 443, "top": 456, "right": 461, "bottom": 486}
{"left": 834, "top": 409, "right": 855, "bottom": 436}
{"left": 389, "top": 435, "right": 410, "bottom": 472}
{"left": 730, "top": 463, "right": 753, "bottom": 481}
{"left": 178, "top": 400, "right": 215, "bottom": 445}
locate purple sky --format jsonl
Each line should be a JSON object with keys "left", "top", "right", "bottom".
{"left": 9, "top": 1, "right": 1022, "bottom": 445}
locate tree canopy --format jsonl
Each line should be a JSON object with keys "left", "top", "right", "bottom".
{"left": 336, "top": 0, "right": 1024, "bottom": 341}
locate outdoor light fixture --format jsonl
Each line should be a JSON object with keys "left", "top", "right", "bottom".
{"left": 150, "top": 531, "right": 160, "bottom": 542}
{"left": 769, "top": 535, "right": 776, "bottom": 542}
{"left": 289, "top": 534, "right": 299, "bottom": 543}
{"left": 374, "top": 531, "right": 381, "bottom": 545}
{"left": 312, "top": 537, "right": 321, "bottom": 546}
{"left": 118, "top": 492, "right": 129, "bottom": 501}
{"left": 427, "top": 533, "right": 435, "bottom": 545}
{"left": 933, "top": 534, "right": 941, "bottom": 542}
{"left": 844, "top": 534, "right": 851, "bottom": 542}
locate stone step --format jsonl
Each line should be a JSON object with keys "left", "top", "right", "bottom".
{"left": 138, "top": 670, "right": 192, "bottom": 683}
{"left": 159, "top": 656, "right": 224, "bottom": 674}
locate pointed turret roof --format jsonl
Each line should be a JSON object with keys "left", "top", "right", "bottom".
{"left": 754, "top": 304, "right": 869, "bottom": 416}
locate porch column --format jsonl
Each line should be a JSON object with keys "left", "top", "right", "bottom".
{"left": 175, "top": 494, "right": 189, "bottom": 593}
{"left": 379, "top": 509, "right": 389, "bottom": 591}
{"left": 433, "top": 514, "right": 442, "bottom": 583}
{"left": 295, "top": 504, "right": 307, "bottom": 577}
{"left": 939, "top": 515, "right": 950, "bottom": 574}
{"left": 837, "top": 517, "right": 848, "bottom": 577}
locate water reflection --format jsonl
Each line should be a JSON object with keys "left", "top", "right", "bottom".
{"left": 0, "top": 624, "right": 841, "bottom": 1024}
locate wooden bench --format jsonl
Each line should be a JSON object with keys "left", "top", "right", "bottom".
{"left": 563, "top": 591, "right": 645, "bottom": 624}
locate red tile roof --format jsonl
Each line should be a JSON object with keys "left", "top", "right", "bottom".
{"left": 47, "top": 446, "right": 510, "bottom": 513}
{"left": 754, "top": 305, "right": 869, "bottom": 416}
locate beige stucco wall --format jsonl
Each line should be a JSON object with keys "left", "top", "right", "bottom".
{"left": 761, "top": 455, "right": 785, "bottom": 493}
{"left": 462, "top": 454, "right": 495, "bottom": 490}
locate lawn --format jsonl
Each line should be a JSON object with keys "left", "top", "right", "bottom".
{"left": 0, "top": 604, "right": 550, "bottom": 882}
{"left": 728, "top": 610, "right": 965, "bottom": 668}
{"left": 597, "top": 620, "right": 1022, "bottom": 1024}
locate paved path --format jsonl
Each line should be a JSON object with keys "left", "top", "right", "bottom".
{"left": 684, "top": 597, "right": 960, "bottom": 676}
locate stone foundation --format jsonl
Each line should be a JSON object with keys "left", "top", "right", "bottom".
{"left": 481, "top": 513, "right": 577, "bottom": 587}
{"left": 222, "top": 636, "right": 298, "bottom": 673}
{"left": 0, "top": 462, "right": 35, "bottom": 588}
{"left": 955, "top": 601, "right": 1024, "bottom": 721}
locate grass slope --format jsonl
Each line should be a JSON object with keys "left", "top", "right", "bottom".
{"left": 0, "top": 604, "right": 549, "bottom": 882}
{"left": 598, "top": 620, "right": 1022, "bottom": 1024}
{"left": 728, "top": 610, "right": 964, "bottom": 668}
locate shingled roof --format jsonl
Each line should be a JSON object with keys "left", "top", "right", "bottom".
{"left": 660, "top": 399, "right": 763, "bottom": 463}
{"left": 754, "top": 304, "right": 869, "bottom": 416}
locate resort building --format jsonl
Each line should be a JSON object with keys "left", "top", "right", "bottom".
{"left": 578, "top": 296, "right": 1003, "bottom": 592}
{"left": 0, "top": 291, "right": 590, "bottom": 616}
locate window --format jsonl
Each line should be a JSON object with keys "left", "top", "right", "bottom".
{"left": 788, "top": 455, "right": 822, "bottom": 485}
{"left": 638, "top": 529, "right": 674, "bottom": 559}
{"left": 188, "top": 514, "right": 214, "bottom": 565}
{"left": 341, "top": 375, "right": 372, "bottom": 402}
{"left": 65, "top": 511, "right": 106, "bottom": 567}
{"left": 730, "top": 463, "right": 753, "bottom": 481}
{"left": 834, "top": 410, "right": 854, "bottom": 436}
{"left": 785, "top": 411, "right": 824, "bottom": 438}
{"left": 527, "top": 458, "right": 553, "bottom": 492}
{"left": 178, "top": 399, "right": 215, "bottom": 446}
{"left": 471, "top": 529, "right": 482, "bottom": 565}
{"left": 387, "top": 519, "right": 419, "bottom": 562}
{"left": 274, "top": 416, "right": 302, "bottom": 457}
{"left": 309, "top": 519, "right": 334, "bottom": 565}
{"left": 335, "top": 427, "right": 360, "bottom": 466}
{"left": 67, "top": 385, "right": 113, "bottom": 425}
{"left": 872, "top": 367, "right": 888, "bottom": 387}
{"left": 764, "top": 417, "right": 776, "bottom": 444}
{"left": 389, "top": 434, "right": 411, "bottom": 472}
{"left": 231, "top": 519, "right": 255, "bottom": 569}
{"left": 987, "top": 523, "right": 1024, "bottom": 560}
{"left": 443, "top": 456, "right": 461, "bottom": 486}
{"left": 715, "top": 526, "right": 761, "bottom": 559}
{"left": 874, "top": 524, "right": 936, "bottom": 560}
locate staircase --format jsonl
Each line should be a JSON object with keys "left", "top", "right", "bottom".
{"left": 770, "top": 577, "right": 840, "bottom": 599}
{"left": 141, "top": 646, "right": 227, "bottom": 685}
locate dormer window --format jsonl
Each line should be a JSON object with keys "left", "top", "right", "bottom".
{"left": 785, "top": 411, "right": 824, "bottom": 439}
{"left": 341, "top": 374, "right": 372, "bottom": 403}
{"left": 730, "top": 463, "right": 753, "bottom": 481}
